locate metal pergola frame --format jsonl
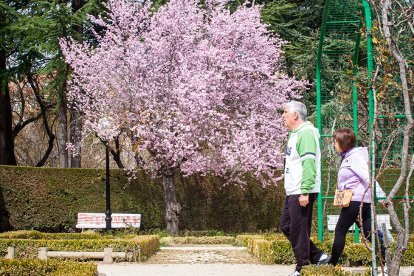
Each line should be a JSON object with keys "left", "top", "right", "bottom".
{"left": 316, "top": 0, "right": 374, "bottom": 242}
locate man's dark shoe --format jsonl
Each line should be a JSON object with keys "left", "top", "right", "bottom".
{"left": 316, "top": 251, "right": 330, "bottom": 265}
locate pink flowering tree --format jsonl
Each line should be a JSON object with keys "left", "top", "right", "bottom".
{"left": 61, "top": 0, "right": 306, "bottom": 234}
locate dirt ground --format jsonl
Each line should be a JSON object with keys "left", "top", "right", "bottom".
{"left": 145, "top": 244, "right": 260, "bottom": 264}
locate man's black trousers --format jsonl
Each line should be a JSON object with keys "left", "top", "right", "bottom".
{"left": 280, "top": 193, "right": 323, "bottom": 271}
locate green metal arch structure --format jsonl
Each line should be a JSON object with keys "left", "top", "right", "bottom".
{"left": 316, "top": 0, "right": 374, "bottom": 242}
{"left": 316, "top": 0, "right": 414, "bottom": 242}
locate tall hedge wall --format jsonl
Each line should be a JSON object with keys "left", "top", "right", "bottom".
{"left": 0, "top": 166, "right": 285, "bottom": 232}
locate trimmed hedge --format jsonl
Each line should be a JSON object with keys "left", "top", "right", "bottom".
{"left": 0, "top": 165, "right": 410, "bottom": 234}
{"left": 0, "top": 259, "right": 98, "bottom": 276}
{"left": 0, "top": 234, "right": 159, "bottom": 261}
{"left": 160, "top": 236, "right": 236, "bottom": 245}
{"left": 236, "top": 234, "right": 414, "bottom": 266}
{"left": 0, "top": 230, "right": 109, "bottom": 240}
{"left": 0, "top": 166, "right": 284, "bottom": 232}
{"left": 301, "top": 265, "right": 370, "bottom": 276}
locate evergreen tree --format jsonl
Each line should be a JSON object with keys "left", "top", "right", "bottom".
{"left": 0, "top": 0, "right": 103, "bottom": 166}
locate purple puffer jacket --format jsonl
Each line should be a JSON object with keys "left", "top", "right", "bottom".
{"left": 337, "top": 147, "right": 385, "bottom": 203}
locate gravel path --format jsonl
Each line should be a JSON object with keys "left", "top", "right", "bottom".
{"left": 97, "top": 244, "right": 414, "bottom": 276}
{"left": 145, "top": 245, "right": 259, "bottom": 264}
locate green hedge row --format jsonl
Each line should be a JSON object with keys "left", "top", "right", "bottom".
{"left": 301, "top": 265, "right": 370, "bottom": 276}
{"left": 0, "top": 234, "right": 159, "bottom": 261}
{"left": 236, "top": 235, "right": 414, "bottom": 266}
{"left": 160, "top": 236, "right": 236, "bottom": 246}
{"left": 0, "top": 230, "right": 111, "bottom": 240}
{"left": 0, "top": 166, "right": 284, "bottom": 232}
{"left": 0, "top": 259, "right": 98, "bottom": 276}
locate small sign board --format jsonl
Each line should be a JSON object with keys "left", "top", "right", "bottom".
{"left": 76, "top": 213, "right": 141, "bottom": 229}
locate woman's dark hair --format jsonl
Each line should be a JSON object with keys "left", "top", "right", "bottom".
{"left": 333, "top": 128, "right": 356, "bottom": 152}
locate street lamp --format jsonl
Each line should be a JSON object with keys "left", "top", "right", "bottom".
{"left": 98, "top": 117, "right": 112, "bottom": 231}
{"left": 104, "top": 140, "right": 112, "bottom": 231}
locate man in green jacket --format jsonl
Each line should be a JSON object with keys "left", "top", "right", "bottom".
{"left": 280, "top": 101, "right": 330, "bottom": 276}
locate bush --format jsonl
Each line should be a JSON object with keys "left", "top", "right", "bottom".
{"left": 0, "top": 166, "right": 284, "bottom": 232}
{"left": 160, "top": 236, "right": 235, "bottom": 246}
{"left": 179, "top": 230, "right": 228, "bottom": 237}
{"left": 251, "top": 239, "right": 275, "bottom": 264}
{"left": 0, "top": 234, "right": 159, "bottom": 261}
{"left": 301, "top": 265, "right": 370, "bottom": 276}
{"left": 343, "top": 242, "right": 371, "bottom": 266}
{"left": 237, "top": 234, "right": 414, "bottom": 266}
{"left": 0, "top": 230, "right": 107, "bottom": 240}
{"left": 0, "top": 259, "right": 98, "bottom": 276}
{"left": 235, "top": 233, "right": 287, "bottom": 246}
{"left": 398, "top": 241, "right": 414, "bottom": 266}
{"left": 270, "top": 240, "right": 295, "bottom": 264}
{"left": 236, "top": 235, "right": 295, "bottom": 264}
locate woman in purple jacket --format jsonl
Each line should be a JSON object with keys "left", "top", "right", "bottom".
{"left": 328, "top": 128, "right": 385, "bottom": 267}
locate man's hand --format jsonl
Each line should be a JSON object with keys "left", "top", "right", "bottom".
{"left": 299, "top": 194, "right": 309, "bottom": 207}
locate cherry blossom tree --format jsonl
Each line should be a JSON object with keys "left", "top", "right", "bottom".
{"left": 61, "top": 0, "right": 307, "bottom": 234}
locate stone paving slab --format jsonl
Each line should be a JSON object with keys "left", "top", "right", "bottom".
{"left": 98, "top": 263, "right": 414, "bottom": 276}
{"left": 98, "top": 263, "right": 295, "bottom": 276}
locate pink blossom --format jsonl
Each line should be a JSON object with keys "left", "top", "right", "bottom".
{"left": 60, "top": 0, "right": 307, "bottom": 185}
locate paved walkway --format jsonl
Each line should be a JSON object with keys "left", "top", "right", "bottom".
{"left": 98, "top": 263, "right": 414, "bottom": 276}
{"left": 97, "top": 245, "right": 414, "bottom": 276}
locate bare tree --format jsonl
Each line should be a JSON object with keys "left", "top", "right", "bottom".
{"left": 9, "top": 72, "right": 57, "bottom": 167}
{"left": 368, "top": 0, "right": 413, "bottom": 275}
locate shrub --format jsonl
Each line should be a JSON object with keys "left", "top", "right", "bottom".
{"left": 0, "top": 166, "right": 284, "bottom": 232}
{"left": 301, "top": 265, "right": 370, "bottom": 276}
{"left": 179, "top": 230, "right": 228, "bottom": 237}
{"left": 270, "top": 240, "right": 295, "bottom": 264}
{"left": 237, "top": 234, "right": 414, "bottom": 266}
{"left": 0, "top": 230, "right": 107, "bottom": 240}
{"left": 251, "top": 239, "right": 275, "bottom": 264}
{"left": 343, "top": 242, "right": 371, "bottom": 266}
{"left": 398, "top": 241, "right": 414, "bottom": 266}
{"left": 160, "top": 236, "right": 235, "bottom": 246}
{"left": 0, "top": 235, "right": 159, "bottom": 261}
{"left": 237, "top": 235, "right": 295, "bottom": 264}
{"left": 0, "top": 259, "right": 98, "bottom": 276}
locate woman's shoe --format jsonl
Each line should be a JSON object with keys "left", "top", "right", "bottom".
{"left": 316, "top": 251, "right": 331, "bottom": 265}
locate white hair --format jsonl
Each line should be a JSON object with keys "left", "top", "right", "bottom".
{"left": 286, "top": 101, "right": 307, "bottom": 121}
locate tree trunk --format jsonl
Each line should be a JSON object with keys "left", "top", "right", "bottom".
{"left": 0, "top": 50, "right": 16, "bottom": 165}
{"left": 69, "top": 0, "right": 84, "bottom": 168}
{"left": 70, "top": 109, "right": 82, "bottom": 167}
{"left": 378, "top": 1, "right": 413, "bottom": 275}
{"left": 28, "top": 72, "right": 56, "bottom": 167}
{"left": 58, "top": 93, "right": 69, "bottom": 168}
{"left": 110, "top": 137, "right": 124, "bottom": 169}
{"left": 162, "top": 170, "right": 181, "bottom": 235}
{"left": 0, "top": 33, "right": 13, "bottom": 228}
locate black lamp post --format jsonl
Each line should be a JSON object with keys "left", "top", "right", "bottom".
{"left": 105, "top": 141, "right": 112, "bottom": 231}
